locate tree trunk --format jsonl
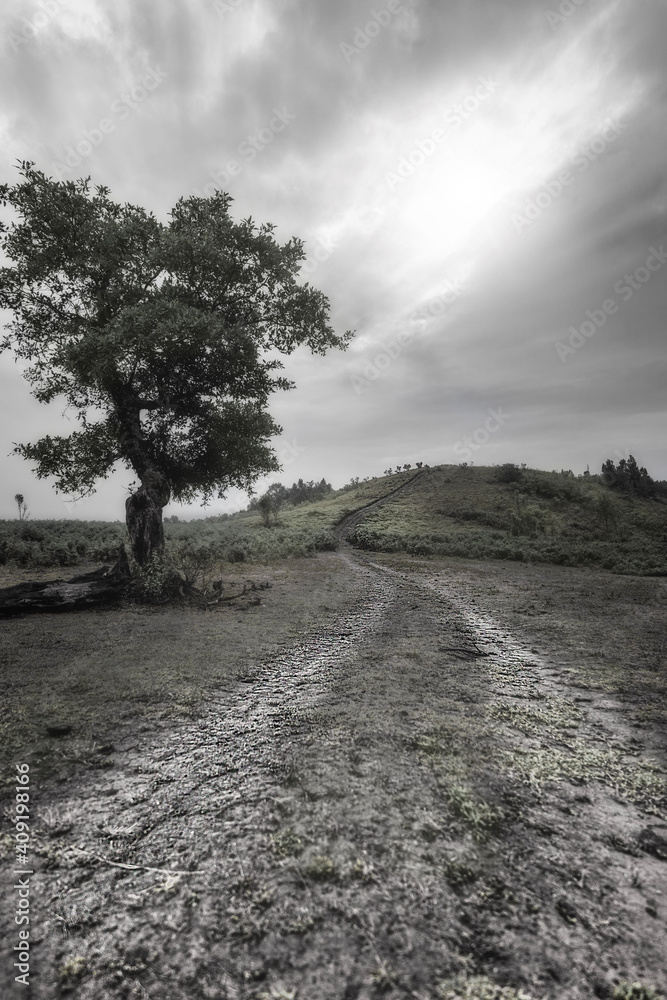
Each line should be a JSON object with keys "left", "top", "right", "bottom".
{"left": 125, "top": 473, "right": 170, "bottom": 567}
{"left": 111, "top": 394, "right": 171, "bottom": 568}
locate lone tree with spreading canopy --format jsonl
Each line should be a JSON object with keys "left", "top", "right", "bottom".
{"left": 0, "top": 163, "right": 351, "bottom": 569}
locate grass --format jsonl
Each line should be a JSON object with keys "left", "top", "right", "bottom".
{"left": 436, "top": 975, "right": 543, "bottom": 999}
{"left": 444, "top": 784, "right": 506, "bottom": 842}
{"left": 612, "top": 985, "right": 662, "bottom": 1000}
{"left": 499, "top": 741, "right": 667, "bottom": 816}
{"left": 442, "top": 858, "right": 479, "bottom": 890}
{"left": 59, "top": 955, "right": 87, "bottom": 984}
{"left": 488, "top": 699, "right": 584, "bottom": 736}
{"left": 269, "top": 829, "right": 303, "bottom": 858}
{"left": 303, "top": 854, "right": 337, "bottom": 881}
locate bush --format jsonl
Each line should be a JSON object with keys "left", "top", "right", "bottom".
{"left": 494, "top": 463, "right": 523, "bottom": 484}
{"left": 130, "top": 554, "right": 184, "bottom": 604}
{"left": 521, "top": 472, "right": 581, "bottom": 501}
{"left": 20, "top": 524, "right": 45, "bottom": 542}
{"left": 447, "top": 508, "right": 507, "bottom": 530}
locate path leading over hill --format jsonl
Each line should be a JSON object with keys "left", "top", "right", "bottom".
{"left": 334, "top": 469, "right": 427, "bottom": 540}
{"left": 1, "top": 476, "right": 666, "bottom": 1000}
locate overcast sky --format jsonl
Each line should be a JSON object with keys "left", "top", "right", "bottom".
{"left": 1, "top": 0, "right": 666, "bottom": 520}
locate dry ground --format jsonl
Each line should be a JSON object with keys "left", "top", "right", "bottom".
{"left": 1, "top": 547, "right": 666, "bottom": 1000}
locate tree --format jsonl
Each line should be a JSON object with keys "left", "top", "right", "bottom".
{"left": 0, "top": 163, "right": 351, "bottom": 567}
{"left": 601, "top": 456, "right": 655, "bottom": 497}
{"left": 14, "top": 493, "right": 28, "bottom": 520}
{"left": 255, "top": 482, "right": 287, "bottom": 526}
{"left": 257, "top": 494, "right": 276, "bottom": 527}
{"left": 595, "top": 492, "right": 617, "bottom": 532}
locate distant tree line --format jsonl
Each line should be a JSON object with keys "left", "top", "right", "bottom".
{"left": 601, "top": 456, "right": 667, "bottom": 499}
{"left": 249, "top": 477, "right": 333, "bottom": 511}
{"left": 493, "top": 457, "right": 666, "bottom": 500}
{"left": 249, "top": 478, "right": 334, "bottom": 525}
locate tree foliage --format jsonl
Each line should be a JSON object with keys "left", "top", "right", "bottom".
{"left": 601, "top": 456, "right": 665, "bottom": 499}
{"left": 0, "top": 163, "right": 351, "bottom": 563}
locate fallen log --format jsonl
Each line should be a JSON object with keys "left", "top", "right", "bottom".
{"left": 0, "top": 564, "right": 129, "bottom": 618}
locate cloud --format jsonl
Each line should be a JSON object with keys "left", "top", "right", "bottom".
{"left": 0, "top": 0, "right": 666, "bottom": 518}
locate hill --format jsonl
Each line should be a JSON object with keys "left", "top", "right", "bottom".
{"left": 1, "top": 464, "right": 665, "bottom": 578}
{"left": 336, "top": 464, "right": 667, "bottom": 576}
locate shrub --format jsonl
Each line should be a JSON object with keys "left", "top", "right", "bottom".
{"left": 522, "top": 472, "right": 581, "bottom": 501}
{"left": 129, "top": 553, "right": 184, "bottom": 604}
{"left": 227, "top": 545, "right": 247, "bottom": 563}
{"left": 612, "top": 984, "right": 660, "bottom": 1000}
{"left": 20, "top": 524, "right": 45, "bottom": 542}
{"left": 494, "top": 463, "right": 523, "bottom": 484}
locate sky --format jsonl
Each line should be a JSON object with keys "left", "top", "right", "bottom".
{"left": 0, "top": 0, "right": 666, "bottom": 520}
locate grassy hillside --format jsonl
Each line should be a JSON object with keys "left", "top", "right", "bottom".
{"left": 1, "top": 465, "right": 665, "bottom": 578}
{"left": 340, "top": 464, "right": 667, "bottom": 575}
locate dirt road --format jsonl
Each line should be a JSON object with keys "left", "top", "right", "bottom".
{"left": 1, "top": 502, "right": 666, "bottom": 999}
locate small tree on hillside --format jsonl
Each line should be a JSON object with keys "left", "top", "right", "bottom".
{"left": 0, "top": 163, "right": 351, "bottom": 568}
{"left": 595, "top": 492, "right": 617, "bottom": 532}
{"left": 257, "top": 494, "right": 276, "bottom": 527}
